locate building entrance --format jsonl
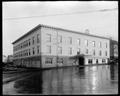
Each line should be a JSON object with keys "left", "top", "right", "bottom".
{"left": 78, "top": 57, "right": 84, "bottom": 66}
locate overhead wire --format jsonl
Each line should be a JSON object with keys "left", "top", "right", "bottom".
{"left": 3, "top": 8, "right": 118, "bottom": 20}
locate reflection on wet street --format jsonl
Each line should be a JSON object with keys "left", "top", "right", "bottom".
{"left": 3, "top": 64, "right": 118, "bottom": 95}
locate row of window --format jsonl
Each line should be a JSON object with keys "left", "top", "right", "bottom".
{"left": 14, "top": 34, "right": 40, "bottom": 52}
{"left": 46, "top": 34, "right": 108, "bottom": 48}
{"left": 14, "top": 46, "right": 40, "bottom": 58}
{"left": 45, "top": 58, "right": 106, "bottom": 64}
{"left": 45, "top": 58, "right": 63, "bottom": 64}
{"left": 46, "top": 45, "right": 108, "bottom": 56}
{"left": 88, "top": 59, "right": 106, "bottom": 64}
{"left": 14, "top": 33, "right": 108, "bottom": 52}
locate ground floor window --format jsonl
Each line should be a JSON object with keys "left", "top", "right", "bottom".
{"left": 88, "top": 59, "right": 92, "bottom": 64}
{"left": 45, "top": 58, "right": 52, "bottom": 64}
{"left": 57, "top": 58, "right": 63, "bottom": 64}
{"left": 102, "top": 59, "right": 106, "bottom": 63}
{"left": 96, "top": 59, "right": 98, "bottom": 64}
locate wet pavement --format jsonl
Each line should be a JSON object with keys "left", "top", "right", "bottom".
{"left": 3, "top": 64, "right": 118, "bottom": 95}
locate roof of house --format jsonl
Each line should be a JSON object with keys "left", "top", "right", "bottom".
{"left": 12, "top": 24, "right": 110, "bottom": 44}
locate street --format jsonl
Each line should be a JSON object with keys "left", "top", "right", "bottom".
{"left": 3, "top": 64, "right": 118, "bottom": 95}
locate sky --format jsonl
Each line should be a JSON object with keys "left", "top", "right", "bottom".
{"left": 2, "top": 1, "right": 118, "bottom": 56}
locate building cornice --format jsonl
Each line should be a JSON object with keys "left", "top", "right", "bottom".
{"left": 12, "top": 24, "right": 110, "bottom": 44}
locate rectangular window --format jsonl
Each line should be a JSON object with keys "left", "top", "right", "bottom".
{"left": 93, "top": 49, "right": 95, "bottom": 55}
{"left": 25, "top": 41, "right": 27, "bottom": 47}
{"left": 45, "top": 58, "right": 52, "bottom": 64}
{"left": 22, "top": 42, "right": 24, "bottom": 48}
{"left": 33, "top": 47, "right": 35, "bottom": 55}
{"left": 69, "top": 47, "right": 72, "bottom": 55}
{"left": 25, "top": 50, "right": 27, "bottom": 56}
{"left": 21, "top": 51, "right": 24, "bottom": 57}
{"left": 24, "top": 50, "right": 26, "bottom": 56}
{"left": 99, "top": 50, "right": 102, "bottom": 56}
{"left": 88, "top": 59, "right": 92, "bottom": 64}
{"left": 37, "top": 34, "right": 40, "bottom": 43}
{"left": 57, "top": 58, "right": 63, "bottom": 64}
{"left": 85, "top": 40, "right": 88, "bottom": 46}
{"left": 32, "top": 37, "right": 34, "bottom": 45}
{"left": 99, "top": 42, "right": 102, "bottom": 48}
{"left": 105, "top": 51, "right": 107, "bottom": 56}
{"left": 18, "top": 45, "right": 19, "bottom": 50}
{"left": 68, "top": 37, "right": 72, "bottom": 44}
{"left": 47, "top": 34, "right": 51, "bottom": 42}
{"left": 58, "top": 46, "right": 62, "bottom": 54}
{"left": 29, "top": 49, "right": 31, "bottom": 56}
{"left": 92, "top": 41, "right": 95, "bottom": 47}
{"left": 96, "top": 59, "right": 98, "bottom": 64}
{"left": 26, "top": 50, "right": 28, "bottom": 56}
{"left": 21, "top": 43, "right": 22, "bottom": 48}
{"left": 46, "top": 45, "right": 51, "bottom": 54}
{"left": 77, "top": 38, "right": 81, "bottom": 45}
{"left": 29, "top": 39, "right": 31, "bottom": 46}
{"left": 26, "top": 40, "right": 28, "bottom": 47}
{"left": 37, "top": 46, "right": 39, "bottom": 54}
{"left": 86, "top": 49, "right": 88, "bottom": 54}
{"left": 77, "top": 48, "right": 81, "bottom": 54}
{"left": 106, "top": 43, "right": 107, "bottom": 48}
{"left": 102, "top": 59, "right": 106, "bottom": 63}
{"left": 58, "top": 35, "right": 62, "bottom": 43}
{"left": 24, "top": 41, "right": 26, "bottom": 48}
{"left": 22, "top": 51, "right": 24, "bottom": 56}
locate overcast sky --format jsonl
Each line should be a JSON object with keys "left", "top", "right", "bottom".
{"left": 2, "top": 1, "right": 118, "bottom": 56}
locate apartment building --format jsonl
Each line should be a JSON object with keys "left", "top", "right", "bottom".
{"left": 12, "top": 24, "right": 110, "bottom": 68}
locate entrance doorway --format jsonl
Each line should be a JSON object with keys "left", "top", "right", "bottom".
{"left": 78, "top": 57, "right": 84, "bottom": 66}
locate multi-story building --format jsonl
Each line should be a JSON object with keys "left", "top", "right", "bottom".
{"left": 12, "top": 24, "right": 110, "bottom": 68}
{"left": 2, "top": 55, "right": 7, "bottom": 63}
{"left": 110, "top": 39, "right": 118, "bottom": 60}
{"left": 7, "top": 55, "right": 13, "bottom": 63}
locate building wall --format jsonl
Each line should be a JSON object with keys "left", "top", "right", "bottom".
{"left": 7, "top": 55, "right": 13, "bottom": 62}
{"left": 41, "top": 26, "right": 110, "bottom": 67}
{"left": 2, "top": 55, "right": 7, "bottom": 63}
{"left": 110, "top": 40, "right": 118, "bottom": 59}
{"left": 41, "top": 27, "right": 110, "bottom": 57}
{"left": 13, "top": 25, "right": 110, "bottom": 68}
{"left": 13, "top": 27, "right": 42, "bottom": 68}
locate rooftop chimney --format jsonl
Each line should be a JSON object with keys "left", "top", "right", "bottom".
{"left": 85, "top": 29, "right": 90, "bottom": 34}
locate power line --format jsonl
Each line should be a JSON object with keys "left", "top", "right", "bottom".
{"left": 3, "top": 8, "right": 118, "bottom": 20}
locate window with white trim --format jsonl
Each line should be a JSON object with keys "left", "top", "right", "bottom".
{"left": 58, "top": 46, "right": 62, "bottom": 54}
{"left": 92, "top": 41, "right": 95, "bottom": 47}
{"left": 47, "top": 34, "right": 51, "bottom": 42}
{"left": 46, "top": 45, "right": 51, "bottom": 54}
{"left": 58, "top": 35, "right": 62, "bottom": 43}
{"left": 85, "top": 40, "right": 88, "bottom": 46}
{"left": 68, "top": 47, "right": 72, "bottom": 55}
{"left": 77, "top": 38, "right": 81, "bottom": 45}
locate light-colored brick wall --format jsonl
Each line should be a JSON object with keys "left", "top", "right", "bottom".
{"left": 41, "top": 27, "right": 110, "bottom": 58}
{"left": 13, "top": 27, "right": 41, "bottom": 60}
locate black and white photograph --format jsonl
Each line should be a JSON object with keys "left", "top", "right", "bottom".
{"left": 2, "top": 1, "right": 118, "bottom": 95}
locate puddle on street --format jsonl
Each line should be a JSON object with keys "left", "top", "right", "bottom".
{"left": 9, "top": 64, "right": 118, "bottom": 94}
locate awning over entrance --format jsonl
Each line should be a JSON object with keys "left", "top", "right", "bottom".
{"left": 69, "top": 54, "right": 92, "bottom": 59}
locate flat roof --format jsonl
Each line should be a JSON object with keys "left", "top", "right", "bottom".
{"left": 12, "top": 24, "right": 110, "bottom": 44}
